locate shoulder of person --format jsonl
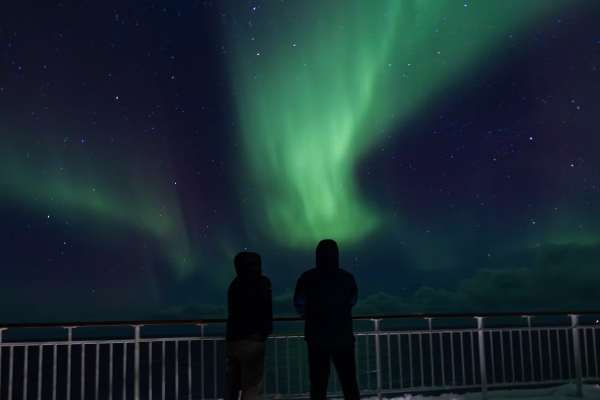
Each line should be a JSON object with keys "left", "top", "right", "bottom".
{"left": 338, "top": 268, "right": 356, "bottom": 279}
{"left": 260, "top": 275, "right": 272, "bottom": 285}
{"left": 302, "top": 268, "right": 322, "bottom": 281}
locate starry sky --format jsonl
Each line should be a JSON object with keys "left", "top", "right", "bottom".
{"left": 1, "top": 0, "right": 599, "bottom": 323}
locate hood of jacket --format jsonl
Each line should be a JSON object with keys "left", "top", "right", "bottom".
{"left": 315, "top": 239, "right": 339, "bottom": 270}
{"left": 234, "top": 251, "right": 262, "bottom": 277}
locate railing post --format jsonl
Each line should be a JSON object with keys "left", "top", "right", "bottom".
{"left": 0, "top": 328, "right": 4, "bottom": 397}
{"left": 475, "top": 317, "right": 487, "bottom": 400}
{"left": 570, "top": 315, "right": 583, "bottom": 397}
{"left": 133, "top": 325, "right": 142, "bottom": 400}
{"left": 65, "top": 326, "right": 74, "bottom": 400}
{"left": 199, "top": 324, "right": 206, "bottom": 400}
{"left": 372, "top": 319, "right": 382, "bottom": 400}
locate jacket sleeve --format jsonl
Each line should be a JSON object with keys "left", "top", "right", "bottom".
{"left": 348, "top": 275, "right": 358, "bottom": 307}
{"left": 262, "top": 277, "right": 274, "bottom": 336}
{"left": 293, "top": 274, "right": 308, "bottom": 319}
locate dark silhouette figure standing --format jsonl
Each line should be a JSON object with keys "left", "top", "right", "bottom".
{"left": 294, "top": 239, "right": 360, "bottom": 400}
{"left": 224, "top": 252, "right": 273, "bottom": 400}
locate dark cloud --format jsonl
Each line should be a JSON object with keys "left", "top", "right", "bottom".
{"left": 392, "top": 243, "right": 600, "bottom": 315}
{"left": 150, "top": 291, "right": 298, "bottom": 321}
{"left": 152, "top": 302, "right": 227, "bottom": 320}
{"left": 354, "top": 292, "right": 408, "bottom": 315}
{"left": 151, "top": 243, "right": 600, "bottom": 323}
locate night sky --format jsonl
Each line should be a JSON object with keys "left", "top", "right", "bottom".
{"left": 1, "top": 0, "right": 599, "bottom": 323}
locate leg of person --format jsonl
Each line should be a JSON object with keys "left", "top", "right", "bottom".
{"left": 331, "top": 344, "right": 360, "bottom": 400}
{"left": 224, "top": 342, "right": 243, "bottom": 400}
{"left": 307, "top": 345, "right": 332, "bottom": 400}
{"left": 239, "top": 341, "right": 267, "bottom": 400}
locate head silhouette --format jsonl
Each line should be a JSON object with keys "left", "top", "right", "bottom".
{"left": 315, "top": 239, "right": 339, "bottom": 270}
{"left": 234, "top": 251, "right": 262, "bottom": 276}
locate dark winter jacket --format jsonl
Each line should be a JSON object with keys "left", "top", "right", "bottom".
{"left": 293, "top": 240, "right": 358, "bottom": 348}
{"left": 226, "top": 252, "right": 273, "bottom": 342}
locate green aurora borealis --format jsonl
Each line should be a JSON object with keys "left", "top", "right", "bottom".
{"left": 0, "top": 133, "right": 196, "bottom": 279}
{"left": 1, "top": 0, "right": 599, "bottom": 322}
{"left": 0, "top": 0, "right": 581, "bottom": 274}
{"left": 230, "top": 0, "right": 573, "bottom": 249}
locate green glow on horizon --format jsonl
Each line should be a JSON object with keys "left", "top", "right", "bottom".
{"left": 0, "top": 133, "right": 196, "bottom": 279}
{"left": 230, "top": 0, "right": 572, "bottom": 249}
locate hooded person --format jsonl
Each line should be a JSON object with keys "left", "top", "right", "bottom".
{"left": 224, "top": 252, "right": 273, "bottom": 400}
{"left": 293, "top": 239, "right": 360, "bottom": 400}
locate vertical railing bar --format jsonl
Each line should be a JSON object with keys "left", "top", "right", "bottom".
{"left": 500, "top": 331, "right": 505, "bottom": 383}
{"left": 427, "top": 319, "right": 433, "bottom": 388}
{"left": 274, "top": 337, "right": 279, "bottom": 396}
{"left": 570, "top": 315, "right": 583, "bottom": 397}
{"left": 583, "top": 328, "right": 589, "bottom": 377}
{"left": 387, "top": 333, "right": 392, "bottom": 390}
{"left": 200, "top": 325, "right": 205, "bottom": 400}
{"left": 566, "top": 328, "right": 572, "bottom": 380}
{"left": 366, "top": 333, "right": 371, "bottom": 389}
{"left": 450, "top": 332, "right": 456, "bottom": 387}
{"left": 175, "top": 341, "right": 179, "bottom": 400}
{"left": 470, "top": 331, "right": 475, "bottom": 384}
{"left": 526, "top": 318, "right": 533, "bottom": 382}
{"left": 409, "top": 333, "right": 414, "bottom": 387}
{"left": 123, "top": 342, "right": 128, "bottom": 400}
{"left": 593, "top": 327, "right": 598, "bottom": 378}
{"left": 298, "top": 339, "right": 303, "bottom": 393}
{"left": 354, "top": 334, "right": 360, "bottom": 392}
{"left": 440, "top": 331, "right": 445, "bottom": 386}
{"left": 0, "top": 329, "right": 3, "bottom": 400}
{"left": 109, "top": 343, "right": 114, "bottom": 400}
{"left": 213, "top": 340, "right": 217, "bottom": 400}
{"left": 95, "top": 343, "right": 100, "bottom": 400}
{"left": 556, "top": 329, "right": 563, "bottom": 381}
{"left": 134, "top": 325, "right": 141, "bottom": 400}
{"left": 354, "top": 336, "right": 359, "bottom": 394}
{"left": 509, "top": 331, "right": 515, "bottom": 382}
{"left": 418, "top": 332, "right": 424, "bottom": 387}
{"left": 286, "top": 337, "right": 291, "bottom": 395}
{"left": 149, "top": 342, "right": 153, "bottom": 400}
{"left": 67, "top": 327, "right": 73, "bottom": 400}
{"left": 398, "top": 334, "right": 403, "bottom": 389}
{"left": 476, "top": 317, "right": 487, "bottom": 400}
{"left": 188, "top": 340, "right": 193, "bottom": 399}
{"left": 373, "top": 320, "right": 382, "bottom": 399}
{"left": 81, "top": 343, "right": 85, "bottom": 400}
{"left": 162, "top": 341, "right": 165, "bottom": 400}
{"left": 546, "top": 329, "right": 552, "bottom": 381}
{"left": 429, "top": 331, "right": 434, "bottom": 387}
{"left": 352, "top": 334, "right": 356, "bottom": 394}
{"left": 8, "top": 345, "right": 14, "bottom": 400}
{"left": 519, "top": 330, "right": 524, "bottom": 383}
{"left": 460, "top": 332, "right": 465, "bottom": 386}
{"left": 490, "top": 331, "right": 495, "bottom": 384}
{"left": 53, "top": 344, "right": 58, "bottom": 400}
{"left": 538, "top": 329, "right": 543, "bottom": 382}
{"left": 23, "top": 345, "right": 29, "bottom": 400}
{"left": 38, "top": 344, "right": 44, "bottom": 400}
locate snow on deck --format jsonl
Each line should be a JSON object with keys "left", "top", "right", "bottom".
{"left": 337, "top": 384, "right": 600, "bottom": 400}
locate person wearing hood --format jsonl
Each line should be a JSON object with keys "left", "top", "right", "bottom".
{"left": 293, "top": 239, "right": 360, "bottom": 400}
{"left": 224, "top": 251, "right": 273, "bottom": 400}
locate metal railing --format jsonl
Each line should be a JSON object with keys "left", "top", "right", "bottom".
{"left": 0, "top": 311, "right": 598, "bottom": 400}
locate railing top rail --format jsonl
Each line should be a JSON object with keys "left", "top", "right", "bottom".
{"left": 0, "top": 310, "right": 598, "bottom": 330}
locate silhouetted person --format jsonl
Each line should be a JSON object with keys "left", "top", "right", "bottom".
{"left": 294, "top": 239, "right": 360, "bottom": 400}
{"left": 224, "top": 252, "right": 273, "bottom": 400}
